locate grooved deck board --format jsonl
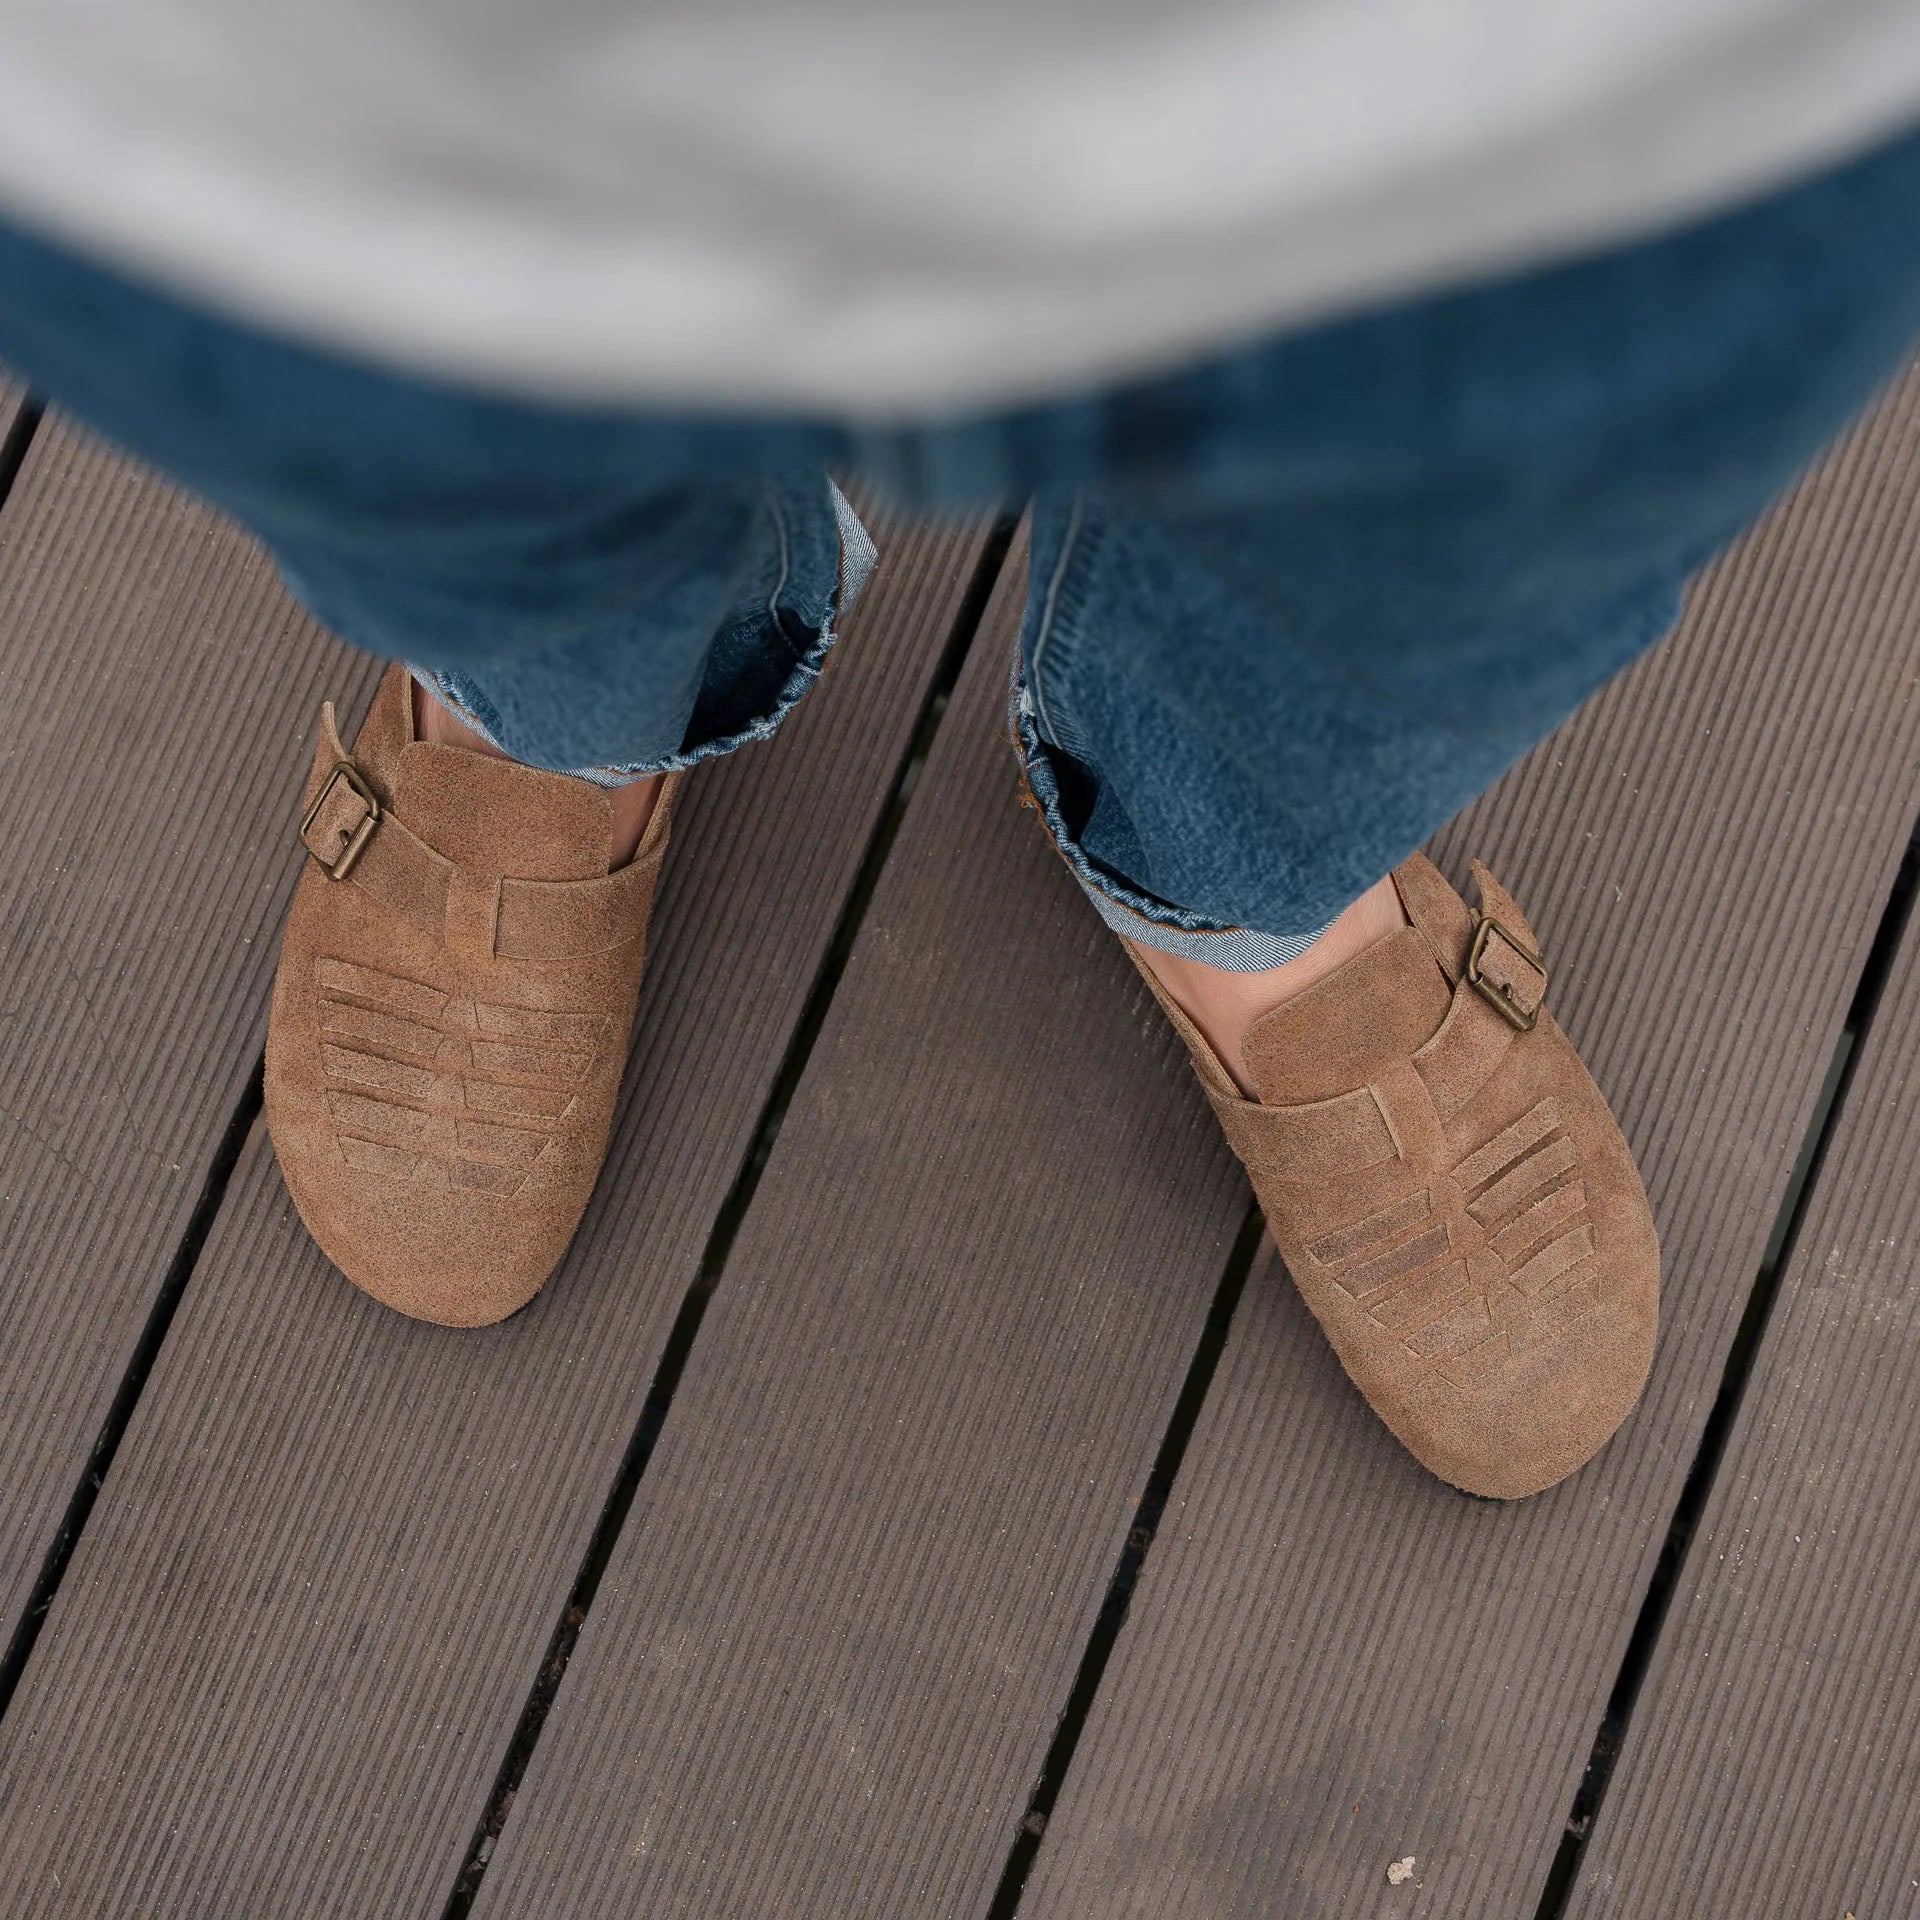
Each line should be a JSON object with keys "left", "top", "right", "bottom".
{"left": 1018, "top": 367, "right": 1920, "bottom": 1918}
{"left": 0, "top": 376, "right": 24, "bottom": 444}
{"left": 1562, "top": 898, "right": 1920, "bottom": 1915}
{"left": 0, "top": 508, "right": 993, "bottom": 1917}
{"left": 0, "top": 420, "right": 375, "bottom": 1640}
{"left": 462, "top": 540, "right": 1252, "bottom": 1920}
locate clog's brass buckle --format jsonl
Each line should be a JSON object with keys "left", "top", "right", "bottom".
{"left": 1467, "top": 914, "right": 1548, "bottom": 1032}
{"left": 299, "top": 758, "right": 382, "bottom": 881}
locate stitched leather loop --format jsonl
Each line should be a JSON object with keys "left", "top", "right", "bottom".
{"left": 443, "top": 869, "right": 502, "bottom": 962}
{"left": 496, "top": 849, "right": 665, "bottom": 960}
{"left": 302, "top": 711, "right": 670, "bottom": 962}
{"left": 1413, "top": 973, "right": 1524, "bottom": 1119}
{"left": 1207, "top": 1081, "right": 1400, "bottom": 1185}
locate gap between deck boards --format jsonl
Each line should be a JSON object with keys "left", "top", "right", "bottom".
{"left": 984, "top": 737, "right": 1920, "bottom": 1917}
{"left": 0, "top": 445, "right": 1018, "bottom": 1919}
{"left": 2, "top": 474, "right": 1021, "bottom": 1907}
{"left": 5, "top": 367, "right": 1917, "bottom": 1920}
{"left": 1529, "top": 822, "right": 1920, "bottom": 1920}
{"left": 1009, "top": 364, "right": 1920, "bottom": 1920}
{"left": 439, "top": 510, "right": 1019, "bottom": 1915}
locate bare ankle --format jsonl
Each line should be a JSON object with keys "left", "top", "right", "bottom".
{"left": 1128, "top": 873, "right": 1408, "bottom": 1094}
{"left": 412, "top": 675, "right": 509, "bottom": 759}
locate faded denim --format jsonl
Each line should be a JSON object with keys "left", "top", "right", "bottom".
{"left": 1, "top": 122, "right": 1917, "bottom": 958}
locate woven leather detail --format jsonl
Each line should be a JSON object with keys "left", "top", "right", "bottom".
{"left": 1307, "top": 1095, "right": 1597, "bottom": 1377}
{"left": 314, "top": 957, "right": 608, "bottom": 1198}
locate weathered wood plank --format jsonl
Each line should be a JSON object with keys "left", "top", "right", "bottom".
{"left": 0, "top": 421, "right": 375, "bottom": 1642}
{"left": 462, "top": 539, "right": 1252, "bottom": 1920}
{"left": 1018, "top": 366, "right": 1920, "bottom": 1917}
{"left": 0, "top": 509, "right": 995, "bottom": 1915}
{"left": 1563, "top": 894, "right": 1920, "bottom": 1915}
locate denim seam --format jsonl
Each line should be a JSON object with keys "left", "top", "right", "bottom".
{"left": 1015, "top": 503, "right": 1254, "bottom": 938}
{"left": 761, "top": 479, "right": 793, "bottom": 628}
{"left": 1027, "top": 492, "right": 1092, "bottom": 758}
{"left": 1009, "top": 663, "right": 1335, "bottom": 967}
{"left": 1008, "top": 650, "right": 1234, "bottom": 933}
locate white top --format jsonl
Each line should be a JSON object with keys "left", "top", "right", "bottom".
{"left": 1, "top": 0, "right": 1917, "bottom": 418}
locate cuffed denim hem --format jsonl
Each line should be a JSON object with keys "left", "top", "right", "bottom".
{"left": 1009, "top": 662, "right": 1336, "bottom": 972}
{"left": 414, "top": 610, "right": 831, "bottom": 786}
{"left": 410, "top": 481, "right": 878, "bottom": 788}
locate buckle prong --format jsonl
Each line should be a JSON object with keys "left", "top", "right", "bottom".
{"left": 1467, "top": 914, "right": 1548, "bottom": 1032}
{"left": 299, "top": 758, "right": 382, "bottom": 881}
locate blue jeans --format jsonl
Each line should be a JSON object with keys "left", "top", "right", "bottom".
{"left": 3, "top": 126, "right": 1919, "bottom": 966}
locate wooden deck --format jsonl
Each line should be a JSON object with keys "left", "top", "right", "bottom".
{"left": 0, "top": 363, "right": 1917, "bottom": 1919}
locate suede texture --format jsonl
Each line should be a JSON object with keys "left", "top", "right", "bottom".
{"left": 265, "top": 665, "right": 680, "bottom": 1326}
{"left": 1136, "top": 853, "right": 1659, "bottom": 1499}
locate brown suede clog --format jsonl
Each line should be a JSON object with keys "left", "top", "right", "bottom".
{"left": 265, "top": 665, "right": 679, "bottom": 1326}
{"left": 1137, "top": 854, "right": 1659, "bottom": 1498}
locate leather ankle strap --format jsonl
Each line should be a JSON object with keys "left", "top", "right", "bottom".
{"left": 298, "top": 705, "right": 675, "bottom": 962}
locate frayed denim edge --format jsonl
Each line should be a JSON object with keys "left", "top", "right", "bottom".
{"left": 411, "top": 479, "right": 876, "bottom": 790}
{"left": 410, "top": 609, "right": 834, "bottom": 787}
{"left": 1009, "top": 654, "right": 1335, "bottom": 972}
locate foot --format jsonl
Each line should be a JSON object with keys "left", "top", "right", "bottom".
{"left": 268, "top": 665, "right": 682, "bottom": 1324}
{"left": 412, "top": 677, "right": 662, "bottom": 868}
{"left": 1124, "top": 854, "right": 1659, "bottom": 1499}
{"left": 1127, "top": 874, "right": 1408, "bottom": 1095}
